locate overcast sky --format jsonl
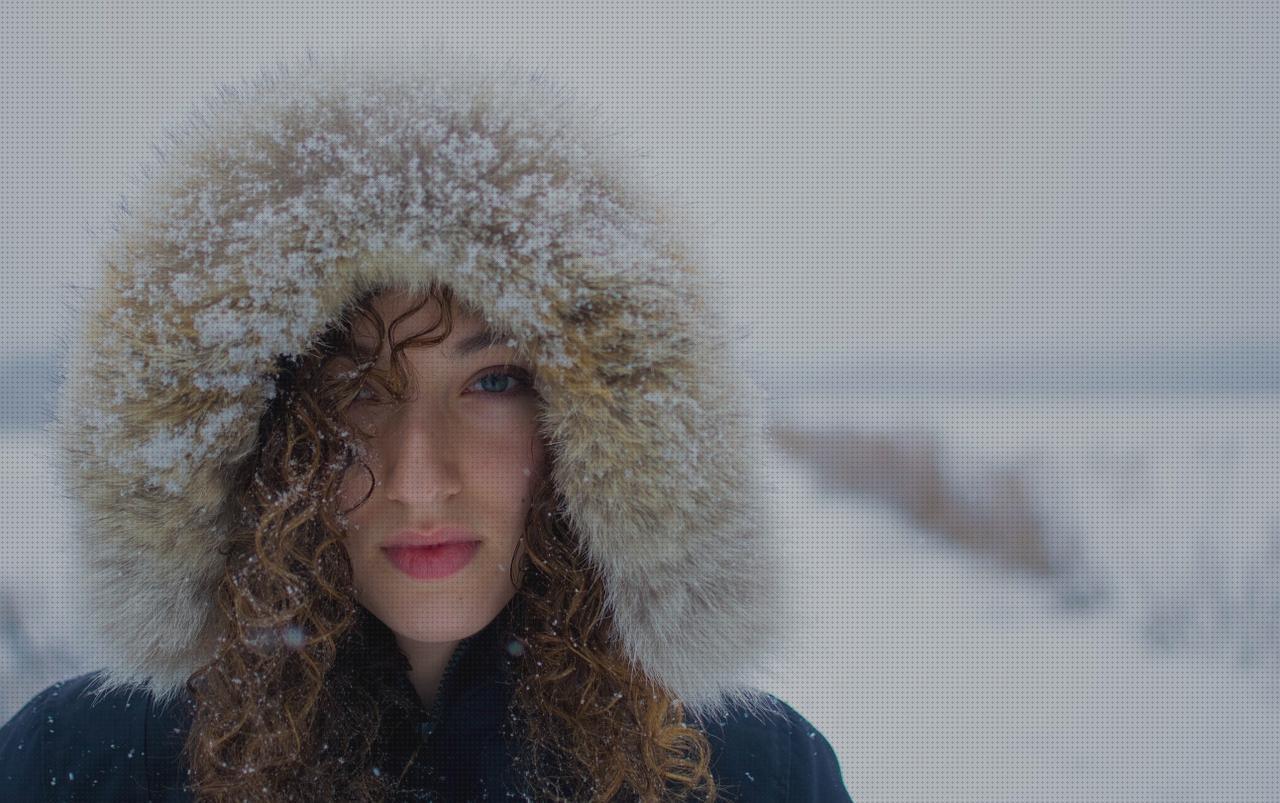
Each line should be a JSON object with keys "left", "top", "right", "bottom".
{"left": 3, "top": 0, "right": 1277, "bottom": 390}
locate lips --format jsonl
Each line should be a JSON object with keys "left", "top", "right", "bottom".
{"left": 382, "top": 525, "right": 481, "bottom": 549}
{"left": 382, "top": 541, "right": 480, "bottom": 580}
{"left": 380, "top": 525, "right": 482, "bottom": 580}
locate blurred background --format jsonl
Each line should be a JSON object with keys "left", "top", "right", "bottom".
{"left": 2, "top": 1, "right": 1277, "bottom": 800}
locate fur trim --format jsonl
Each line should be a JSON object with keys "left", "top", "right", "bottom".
{"left": 50, "top": 48, "right": 787, "bottom": 722}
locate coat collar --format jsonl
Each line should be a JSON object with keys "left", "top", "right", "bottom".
{"left": 358, "top": 601, "right": 529, "bottom": 798}
{"left": 366, "top": 600, "right": 520, "bottom": 737}
{"left": 143, "top": 603, "right": 529, "bottom": 800}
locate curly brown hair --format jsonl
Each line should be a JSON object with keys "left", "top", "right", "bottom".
{"left": 179, "top": 280, "right": 726, "bottom": 801}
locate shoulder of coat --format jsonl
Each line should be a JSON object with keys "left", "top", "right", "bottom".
{"left": 693, "top": 692, "right": 793, "bottom": 799}
{"left": 695, "top": 692, "right": 851, "bottom": 801}
{"left": 1, "top": 670, "right": 153, "bottom": 797}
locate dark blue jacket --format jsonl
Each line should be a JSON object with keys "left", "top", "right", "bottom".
{"left": 1, "top": 614, "right": 852, "bottom": 801}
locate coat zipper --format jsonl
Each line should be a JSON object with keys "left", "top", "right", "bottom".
{"left": 417, "top": 640, "right": 470, "bottom": 743}
{"left": 393, "top": 640, "right": 472, "bottom": 795}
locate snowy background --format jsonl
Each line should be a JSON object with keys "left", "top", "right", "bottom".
{"left": 3, "top": 1, "right": 1278, "bottom": 800}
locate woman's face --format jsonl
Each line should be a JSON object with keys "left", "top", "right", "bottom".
{"left": 332, "top": 289, "right": 546, "bottom": 646}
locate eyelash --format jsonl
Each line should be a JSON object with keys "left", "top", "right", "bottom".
{"left": 467, "top": 367, "right": 533, "bottom": 397}
{"left": 350, "top": 367, "right": 533, "bottom": 403}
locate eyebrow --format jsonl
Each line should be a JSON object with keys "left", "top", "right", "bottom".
{"left": 451, "top": 327, "right": 513, "bottom": 356}
{"left": 352, "top": 325, "right": 513, "bottom": 358}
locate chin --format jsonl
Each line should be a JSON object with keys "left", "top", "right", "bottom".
{"left": 376, "top": 598, "right": 502, "bottom": 645}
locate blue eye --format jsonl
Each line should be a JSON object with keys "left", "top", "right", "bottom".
{"left": 471, "top": 368, "right": 531, "bottom": 396}
{"left": 347, "top": 368, "right": 533, "bottom": 407}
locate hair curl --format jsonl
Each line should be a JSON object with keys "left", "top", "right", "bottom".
{"left": 180, "top": 281, "right": 726, "bottom": 801}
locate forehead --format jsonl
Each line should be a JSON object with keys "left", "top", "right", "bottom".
{"left": 351, "top": 290, "right": 481, "bottom": 337}
{"left": 348, "top": 290, "right": 507, "bottom": 355}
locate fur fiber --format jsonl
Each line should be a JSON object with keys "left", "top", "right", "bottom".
{"left": 49, "top": 48, "right": 788, "bottom": 723}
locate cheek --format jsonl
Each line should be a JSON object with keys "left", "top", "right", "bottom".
{"left": 334, "top": 447, "right": 391, "bottom": 544}
{"left": 336, "top": 458, "right": 374, "bottom": 518}
{"left": 471, "top": 427, "right": 546, "bottom": 505}
{"left": 526, "top": 437, "right": 548, "bottom": 490}
{"left": 468, "top": 417, "right": 547, "bottom": 517}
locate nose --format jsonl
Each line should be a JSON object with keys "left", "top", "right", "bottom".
{"left": 380, "top": 408, "right": 464, "bottom": 507}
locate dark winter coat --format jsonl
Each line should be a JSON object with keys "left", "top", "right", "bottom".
{"left": 1, "top": 49, "right": 853, "bottom": 801}
{"left": 1, "top": 606, "right": 852, "bottom": 800}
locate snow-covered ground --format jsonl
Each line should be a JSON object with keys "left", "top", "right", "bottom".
{"left": 764, "top": 448, "right": 1278, "bottom": 802}
{"left": 4, "top": 391, "right": 1279, "bottom": 800}
{"left": 760, "top": 390, "right": 1280, "bottom": 801}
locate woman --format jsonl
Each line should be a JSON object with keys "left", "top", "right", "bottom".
{"left": 0, "top": 50, "right": 852, "bottom": 801}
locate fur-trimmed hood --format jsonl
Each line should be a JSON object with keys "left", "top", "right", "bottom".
{"left": 49, "top": 50, "right": 786, "bottom": 721}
